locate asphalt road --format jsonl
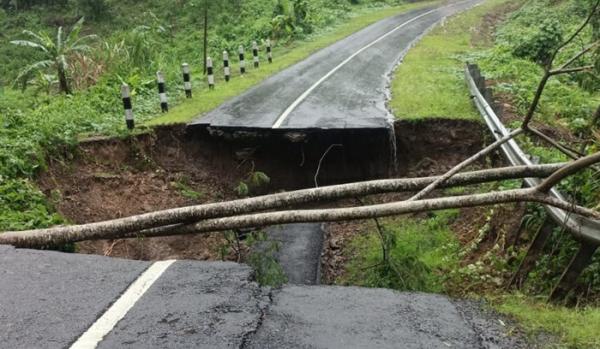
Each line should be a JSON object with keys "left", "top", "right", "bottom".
{"left": 0, "top": 246, "right": 150, "bottom": 349}
{"left": 265, "top": 223, "right": 325, "bottom": 285}
{"left": 0, "top": 2, "right": 524, "bottom": 348}
{"left": 0, "top": 246, "right": 524, "bottom": 349}
{"left": 192, "top": 0, "right": 484, "bottom": 130}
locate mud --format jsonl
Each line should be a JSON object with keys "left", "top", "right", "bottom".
{"left": 38, "top": 119, "right": 485, "bottom": 261}
{"left": 38, "top": 126, "right": 244, "bottom": 260}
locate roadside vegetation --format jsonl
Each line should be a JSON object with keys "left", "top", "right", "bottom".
{"left": 347, "top": 0, "right": 600, "bottom": 347}
{"left": 0, "top": 0, "right": 437, "bottom": 232}
{"left": 2, "top": 0, "right": 599, "bottom": 346}
{"left": 389, "top": 0, "right": 513, "bottom": 120}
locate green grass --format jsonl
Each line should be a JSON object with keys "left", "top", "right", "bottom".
{"left": 340, "top": 210, "right": 460, "bottom": 292}
{"left": 495, "top": 294, "right": 600, "bottom": 349}
{"left": 390, "top": 0, "right": 513, "bottom": 121}
{"left": 147, "top": 0, "right": 441, "bottom": 126}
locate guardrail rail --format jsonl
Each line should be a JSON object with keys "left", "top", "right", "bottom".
{"left": 465, "top": 63, "right": 600, "bottom": 301}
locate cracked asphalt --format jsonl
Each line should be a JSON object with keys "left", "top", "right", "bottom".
{"left": 0, "top": 1, "right": 527, "bottom": 347}
{"left": 0, "top": 246, "right": 524, "bottom": 348}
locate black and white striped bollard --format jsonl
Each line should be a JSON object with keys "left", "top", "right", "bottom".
{"left": 223, "top": 51, "right": 231, "bottom": 82}
{"left": 156, "top": 71, "right": 168, "bottom": 112}
{"left": 121, "top": 84, "right": 134, "bottom": 130}
{"left": 207, "top": 57, "right": 215, "bottom": 90}
{"left": 266, "top": 39, "right": 272, "bottom": 63}
{"left": 252, "top": 41, "right": 259, "bottom": 68}
{"left": 239, "top": 45, "right": 246, "bottom": 75}
{"left": 182, "top": 63, "right": 192, "bottom": 98}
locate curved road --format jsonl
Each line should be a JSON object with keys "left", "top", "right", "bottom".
{"left": 192, "top": 0, "right": 484, "bottom": 130}
{"left": 194, "top": 0, "right": 486, "bottom": 287}
{"left": 1, "top": 246, "right": 523, "bottom": 348}
{"left": 0, "top": 1, "right": 527, "bottom": 348}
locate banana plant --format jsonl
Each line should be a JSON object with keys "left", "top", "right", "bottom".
{"left": 11, "top": 18, "right": 97, "bottom": 94}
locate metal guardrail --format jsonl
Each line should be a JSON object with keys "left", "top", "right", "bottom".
{"left": 465, "top": 64, "right": 600, "bottom": 245}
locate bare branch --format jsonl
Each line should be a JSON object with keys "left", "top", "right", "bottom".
{"left": 522, "top": 73, "right": 550, "bottom": 128}
{"left": 537, "top": 152, "right": 600, "bottom": 193}
{"left": 133, "top": 189, "right": 598, "bottom": 240}
{"left": 548, "top": 0, "right": 600, "bottom": 68}
{"left": 553, "top": 41, "right": 599, "bottom": 71}
{"left": 523, "top": 2, "right": 599, "bottom": 128}
{"left": 550, "top": 65, "right": 595, "bottom": 76}
{"left": 409, "top": 128, "right": 524, "bottom": 201}
{"left": 528, "top": 127, "right": 585, "bottom": 159}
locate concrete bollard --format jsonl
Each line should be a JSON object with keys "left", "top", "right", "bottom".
{"left": 239, "top": 45, "right": 246, "bottom": 75}
{"left": 252, "top": 41, "right": 259, "bottom": 68}
{"left": 156, "top": 71, "right": 168, "bottom": 112}
{"left": 223, "top": 51, "right": 231, "bottom": 82}
{"left": 266, "top": 39, "right": 272, "bottom": 63}
{"left": 182, "top": 63, "right": 192, "bottom": 98}
{"left": 121, "top": 84, "right": 134, "bottom": 130}
{"left": 207, "top": 57, "right": 215, "bottom": 90}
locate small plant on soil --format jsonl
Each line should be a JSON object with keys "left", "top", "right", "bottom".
{"left": 171, "top": 180, "right": 204, "bottom": 201}
{"left": 235, "top": 170, "right": 271, "bottom": 197}
{"left": 342, "top": 211, "right": 461, "bottom": 293}
{"left": 246, "top": 233, "right": 288, "bottom": 288}
{"left": 219, "top": 230, "right": 287, "bottom": 288}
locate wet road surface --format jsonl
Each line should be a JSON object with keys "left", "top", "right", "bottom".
{"left": 192, "top": 0, "right": 484, "bottom": 130}
{"left": 0, "top": 246, "right": 524, "bottom": 349}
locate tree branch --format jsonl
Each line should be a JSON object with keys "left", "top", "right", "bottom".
{"left": 0, "top": 164, "right": 566, "bottom": 248}
{"left": 548, "top": 0, "right": 600, "bottom": 67}
{"left": 409, "top": 128, "right": 524, "bottom": 201}
{"left": 133, "top": 189, "right": 599, "bottom": 240}
{"left": 528, "top": 127, "right": 585, "bottom": 159}
{"left": 550, "top": 65, "right": 595, "bottom": 76}
{"left": 537, "top": 152, "right": 600, "bottom": 193}
{"left": 553, "top": 41, "right": 599, "bottom": 72}
{"left": 523, "top": 1, "right": 599, "bottom": 128}
{"left": 522, "top": 73, "right": 550, "bottom": 128}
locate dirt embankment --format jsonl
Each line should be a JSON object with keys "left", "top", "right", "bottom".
{"left": 38, "top": 119, "right": 493, "bottom": 264}
{"left": 38, "top": 126, "right": 244, "bottom": 260}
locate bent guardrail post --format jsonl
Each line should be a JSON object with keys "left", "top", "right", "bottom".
{"left": 465, "top": 63, "right": 600, "bottom": 302}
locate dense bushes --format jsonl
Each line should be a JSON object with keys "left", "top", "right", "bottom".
{"left": 479, "top": 0, "right": 599, "bottom": 132}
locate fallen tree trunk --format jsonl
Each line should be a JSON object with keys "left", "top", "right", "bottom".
{"left": 0, "top": 163, "right": 577, "bottom": 248}
{"left": 134, "top": 188, "right": 599, "bottom": 239}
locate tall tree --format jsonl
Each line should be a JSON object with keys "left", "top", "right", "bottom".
{"left": 10, "top": 17, "right": 97, "bottom": 94}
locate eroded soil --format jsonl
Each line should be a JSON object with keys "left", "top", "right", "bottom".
{"left": 38, "top": 126, "right": 244, "bottom": 260}
{"left": 38, "top": 119, "right": 488, "bottom": 264}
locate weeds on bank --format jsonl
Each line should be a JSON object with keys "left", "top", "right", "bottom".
{"left": 220, "top": 230, "right": 288, "bottom": 288}
{"left": 389, "top": 0, "right": 514, "bottom": 120}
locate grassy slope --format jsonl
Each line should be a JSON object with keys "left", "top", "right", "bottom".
{"left": 496, "top": 295, "right": 600, "bottom": 348}
{"left": 389, "top": 0, "right": 512, "bottom": 121}
{"left": 340, "top": 210, "right": 460, "bottom": 293}
{"left": 148, "top": 0, "right": 440, "bottom": 126}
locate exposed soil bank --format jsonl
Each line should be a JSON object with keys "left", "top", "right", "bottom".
{"left": 395, "top": 119, "right": 485, "bottom": 176}
{"left": 37, "top": 119, "right": 486, "bottom": 261}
